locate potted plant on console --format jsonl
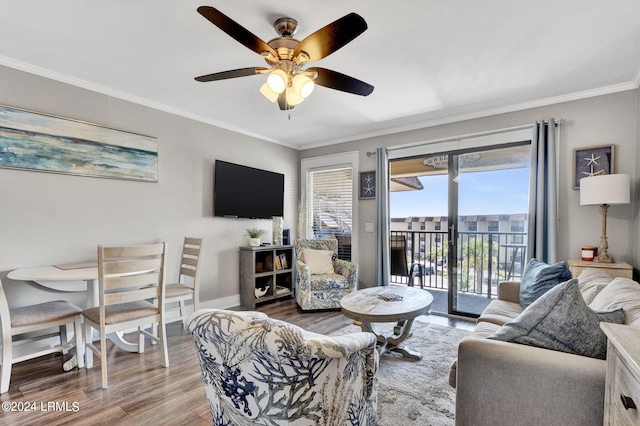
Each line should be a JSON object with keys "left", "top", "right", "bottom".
{"left": 246, "top": 227, "right": 266, "bottom": 247}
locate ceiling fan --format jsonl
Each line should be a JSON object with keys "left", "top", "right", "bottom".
{"left": 194, "top": 6, "right": 374, "bottom": 110}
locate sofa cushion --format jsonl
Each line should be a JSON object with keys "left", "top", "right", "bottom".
{"left": 472, "top": 320, "right": 502, "bottom": 338}
{"left": 489, "top": 279, "right": 624, "bottom": 359}
{"left": 302, "top": 248, "right": 335, "bottom": 275}
{"left": 519, "top": 258, "right": 572, "bottom": 308}
{"left": 589, "top": 277, "right": 640, "bottom": 326}
{"left": 477, "top": 300, "right": 523, "bottom": 326}
{"left": 577, "top": 268, "right": 615, "bottom": 304}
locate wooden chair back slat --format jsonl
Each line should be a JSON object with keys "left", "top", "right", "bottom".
{"left": 102, "top": 244, "right": 166, "bottom": 259}
{"left": 182, "top": 247, "right": 200, "bottom": 257}
{"left": 102, "top": 272, "right": 163, "bottom": 292}
{"left": 184, "top": 237, "right": 201, "bottom": 246}
{"left": 101, "top": 258, "right": 163, "bottom": 277}
{"left": 104, "top": 287, "right": 160, "bottom": 306}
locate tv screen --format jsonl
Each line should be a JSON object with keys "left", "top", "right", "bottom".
{"left": 214, "top": 160, "right": 284, "bottom": 219}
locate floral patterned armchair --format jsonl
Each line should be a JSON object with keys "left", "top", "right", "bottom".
{"left": 187, "top": 309, "right": 378, "bottom": 426}
{"left": 294, "top": 239, "right": 358, "bottom": 311}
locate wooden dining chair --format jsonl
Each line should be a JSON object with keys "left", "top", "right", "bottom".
{"left": 0, "top": 278, "right": 84, "bottom": 394}
{"left": 83, "top": 242, "right": 169, "bottom": 389}
{"left": 165, "top": 237, "right": 204, "bottom": 324}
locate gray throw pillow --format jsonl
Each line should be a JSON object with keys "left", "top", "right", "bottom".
{"left": 489, "top": 278, "right": 624, "bottom": 359}
{"left": 519, "top": 258, "right": 572, "bottom": 308}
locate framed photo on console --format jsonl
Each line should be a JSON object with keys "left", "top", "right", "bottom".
{"left": 573, "top": 145, "right": 614, "bottom": 189}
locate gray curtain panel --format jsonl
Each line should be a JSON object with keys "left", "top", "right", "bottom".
{"left": 527, "top": 119, "right": 559, "bottom": 263}
{"left": 375, "top": 147, "right": 390, "bottom": 286}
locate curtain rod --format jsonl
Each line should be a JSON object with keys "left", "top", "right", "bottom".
{"left": 365, "top": 119, "right": 563, "bottom": 157}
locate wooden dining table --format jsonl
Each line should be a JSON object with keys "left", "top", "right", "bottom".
{"left": 7, "top": 262, "right": 145, "bottom": 370}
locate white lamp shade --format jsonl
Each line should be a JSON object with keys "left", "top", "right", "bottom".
{"left": 580, "top": 174, "right": 630, "bottom": 206}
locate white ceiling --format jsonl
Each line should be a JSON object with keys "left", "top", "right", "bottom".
{"left": 1, "top": 1, "right": 640, "bottom": 150}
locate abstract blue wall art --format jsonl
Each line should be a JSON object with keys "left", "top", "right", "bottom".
{"left": 0, "top": 105, "right": 158, "bottom": 182}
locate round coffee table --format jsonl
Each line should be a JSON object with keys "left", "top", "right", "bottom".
{"left": 340, "top": 286, "right": 433, "bottom": 360}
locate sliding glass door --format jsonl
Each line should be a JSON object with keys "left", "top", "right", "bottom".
{"left": 447, "top": 143, "right": 530, "bottom": 316}
{"left": 390, "top": 142, "right": 531, "bottom": 316}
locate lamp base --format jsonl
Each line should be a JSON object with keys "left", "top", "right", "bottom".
{"left": 595, "top": 253, "right": 614, "bottom": 263}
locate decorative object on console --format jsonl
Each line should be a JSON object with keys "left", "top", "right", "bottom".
{"left": 272, "top": 216, "right": 283, "bottom": 245}
{"left": 0, "top": 104, "right": 158, "bottom": 182}
{"left": 581, "top": 246, "right": 597, "bottom": 261}
{"left": 573, "top": 145, "right": 614, "bottom": 189}
{"left": 245, "top": 227, "right": 266, "bottom": 247}
{"left": 254, "top": 287, "right": 268, "bottom": 298}
{"left": 580, "top": 174, "right": 630, "bottom": 263}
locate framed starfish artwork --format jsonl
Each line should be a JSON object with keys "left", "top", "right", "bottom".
{"left": 573, "top": 145, "right": 615, "bottom": 189}
{"left": 359, "top": 171, "right": 376, "bottom": 199}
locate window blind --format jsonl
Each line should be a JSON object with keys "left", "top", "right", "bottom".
{"left": 309, "top": 167, "right": 353, "bottom": 260}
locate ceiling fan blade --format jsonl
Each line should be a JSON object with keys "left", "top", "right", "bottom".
{"left": 294, "top": 13, "right": 367, "bottom": 62}
{"left": 307, "top": 67, "right": 374, "bottom": 96}
{"left": 197, "top": 6, "right": 277, "bottom": 57}
{"left": 195, "top": 67, "right": 269, "bottom": 82}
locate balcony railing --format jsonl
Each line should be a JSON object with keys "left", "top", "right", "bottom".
{"left": 390, "top": 230, "right": 527, "bottom": 298}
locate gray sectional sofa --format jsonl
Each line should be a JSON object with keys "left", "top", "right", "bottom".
{"left": 451, "top": 267, "right": 640, "bottom": 426}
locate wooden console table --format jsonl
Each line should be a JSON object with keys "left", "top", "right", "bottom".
{"left": 601, "top": 323, "right": 640, "bottom": 425}
{"left": 567, "top": 259, "right": 632, "bottom": 279}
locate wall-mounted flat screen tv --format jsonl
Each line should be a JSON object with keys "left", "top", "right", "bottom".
{"left": 214, "top": 160, "right": 284, "bottom": 219}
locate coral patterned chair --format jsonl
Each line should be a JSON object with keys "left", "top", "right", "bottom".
{"left": 294, "top": 238, "right": 358, "bottom": 310}
{"left": 187, "top": 309, "right": 378, "bottom": 426}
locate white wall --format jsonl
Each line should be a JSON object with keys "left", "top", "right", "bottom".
{"left": 0, "top": 65, "right": 298, "bottom": 309}
{"left": 300, "top": 89, "right": 640, "bottom": 287}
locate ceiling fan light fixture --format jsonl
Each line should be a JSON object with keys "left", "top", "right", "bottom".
{"left": 259, "top": 83, "right": 279, "bottom": 103}
{"left": 266, "top": 69, "right": 288, "bottom": 94}
{"left": 292, "top": 74, "right": 315, "bottom": 98}
{"left": 285, "top": 87, "right": 305, "bottom": 106}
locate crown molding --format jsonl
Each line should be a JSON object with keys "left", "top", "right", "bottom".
{"left": 0, "top": 56, "right": 298, "bottom": 150}
{"left": 301, "top": 81, "right": 639, "bottom": 150}
{"left": 2, "top": 55, "right": 637, "bottom": 152}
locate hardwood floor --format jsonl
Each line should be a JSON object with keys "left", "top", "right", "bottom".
{"left": 1, "top": 297, "right": 474, "bottom": 425}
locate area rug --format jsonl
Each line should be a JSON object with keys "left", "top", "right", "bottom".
{"left": 332, "top": 319, "right": 471, "bottom": 426}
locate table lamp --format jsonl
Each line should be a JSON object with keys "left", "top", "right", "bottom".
{"left": 580, "top": 174, "right": 630, "bottom": 263}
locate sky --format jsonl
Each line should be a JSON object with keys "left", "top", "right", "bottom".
{"left": 390, "top": 167, "right": 530, "bottom": 218}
